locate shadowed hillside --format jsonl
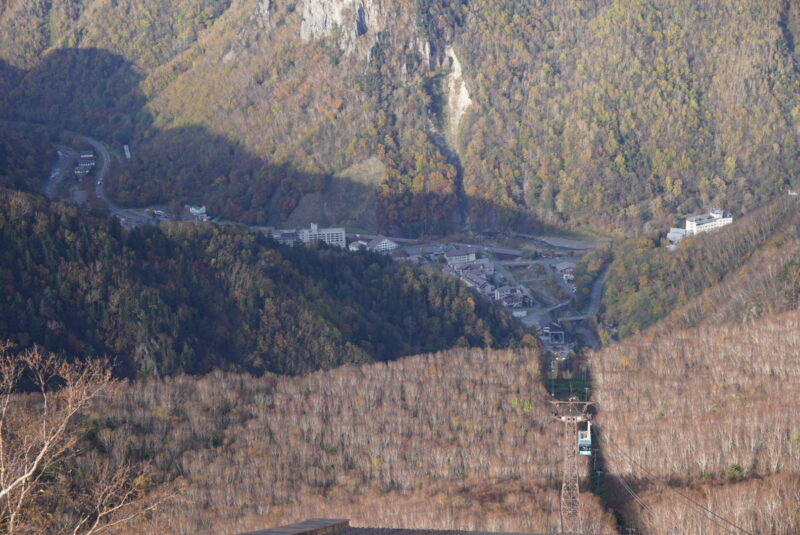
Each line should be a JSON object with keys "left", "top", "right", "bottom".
{"left": 0, "top": 121, "right": 58, "bottom": 192}
{"left": 592, "top": 309, "right": 800, "bottom": 534}
{"left": 0, "top": 188, "right": 521, "bottom": 378}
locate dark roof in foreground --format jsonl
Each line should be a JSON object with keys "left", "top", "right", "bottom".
{"left": 238, "top": 518, "right": 592, "bottom": 535}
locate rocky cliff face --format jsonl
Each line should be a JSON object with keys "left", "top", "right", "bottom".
{"left": 258, "top": 0, "right": 271, "bottom": 21}
{"left": 300, "top": 0, "right": 387, "bottom": 54}
{"left": 299, "top": 0, "right": 442, "bottom": 69}
{"left": 444, "top": 45, "right": 472, "bottom": 148}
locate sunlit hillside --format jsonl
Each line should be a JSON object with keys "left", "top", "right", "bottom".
{"left": 593, "top": 309, "right": 800, "bottom": 534}
{"left": 2, "top": 0, "right": 799, "bottom": 233}
{"left": 29, "top": 347, "right": 615, "bottom": 533}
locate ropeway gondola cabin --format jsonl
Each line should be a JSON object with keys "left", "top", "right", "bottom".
{"left": 578, "top": 421, "right": 592, "bottom": 456}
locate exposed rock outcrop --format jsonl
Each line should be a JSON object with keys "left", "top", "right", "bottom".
{"left": 301, "top": 0, "right": 385, "bottom": 54}
{"left": 259, "top": 0, "right": 271, "bottom": 18}
{"left": 444, "top": 46, "right": 472, "bottom": 148}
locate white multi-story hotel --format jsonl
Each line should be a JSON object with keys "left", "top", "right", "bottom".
{"left": 667, "top": 208, "right": 733, "bottom": 244}
{"left": 298, "top": 223, "right": 346, "bottom": 248}
{"left": 685, "top": 208, "right": 733, "bottom": 234}
{"left": 264, "top": 223, "right": 346, "bottom": 248}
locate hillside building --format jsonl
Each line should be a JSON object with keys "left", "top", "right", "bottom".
{"left": 555, "top": 261, "right": 575, "bottom": 274}
{"left": 187, "top": 205, "right": 210, "bottom": 222}
{"left": 668, "top": 208, "right": 733, "bottom": 244}
{"left": 445, "top": 247, "right": 477, "bottom": 265}
{"left": 366, "top": 235, "right": 399, "bottom": 253}
{"left": 298, "top": 223, "right": 346, "bottom": 248}
{"left": 494, "top": 285, "right": 520, "bottom": 301}
{"left": 494, "top": 285, "right": 529, "bottom": 308}
{"left": 686, "top": 208, "right": 732, "bottom": 234}
{"left": 266, "top": 228, "right": 300, "bottom": 245}
{"left": 540, "top": 321, "right": 566, "bottom": 345}
{"left": 78, "top": 151, "right": 96, "bottom": 166}
{"left": 456, "top": 258, "right": 495, "bottom": 276}
{"left": 461, "top": 271, "right": 495, "bottom": 297}
{"left": 348, "top": 240, "right": 368, "bottom": 251}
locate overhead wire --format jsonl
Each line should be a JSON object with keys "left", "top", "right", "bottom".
{"left": 604, "top": 442, "right": 754, "bottom": 535}
{"left": 600, "top": 445, "right": 675, "bottom": 535}
{"left": 615, "top": 473, "right": 658, "bottom": 520}
{"left": 605, "top": 446, "right": 730, "bottom": 535}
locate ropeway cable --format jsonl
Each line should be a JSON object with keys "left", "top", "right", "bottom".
{"left": 606, "top": 451, "right": 676, "bottom": 535}
{"left": 605, "top": 442, "right": 754, "bottom": 535}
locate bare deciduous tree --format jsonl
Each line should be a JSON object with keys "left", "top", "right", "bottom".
{"left": 0, "top": 343, "right": 160, "bottom": 534}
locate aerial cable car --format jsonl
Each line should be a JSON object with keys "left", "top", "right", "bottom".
{"left": 578, "top": 421, "right": 592, "bottom": 456}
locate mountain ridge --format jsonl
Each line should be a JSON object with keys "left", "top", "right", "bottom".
{"left": 3, "top": 0, "right": 799, "bottom": 234}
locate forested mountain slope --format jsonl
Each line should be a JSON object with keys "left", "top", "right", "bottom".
{"left": 2, "top": 0, "right": 799, "bottom": 233}
{"left": 599, "top": 196, "right": 799, "bottom": 339}
{"left": 655, "top": 216, "right": 800, "bottom": 331}
{"left": 592, "top": 309, "right": 800, "bottom": 534}
{"left": 45, "top": 347, "right": 615, "bottom": 534}
{"left": 0, "top": 122, "right": 57, "bottom": 192}
{"left": 0, "top": 189, "right": 520, "bottom": 378}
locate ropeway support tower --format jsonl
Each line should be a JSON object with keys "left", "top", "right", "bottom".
{"left": 551, "top": 397, "right": 593, "bottom": 534}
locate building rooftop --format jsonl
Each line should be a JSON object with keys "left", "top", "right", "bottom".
{"left": 555, "top": 261, "right": 575, "bottom": 272}
{"left": 367, "top": 235, "right": 396, "bottom": 248}
{"left": 462, "top": 272, "right": 489, "bottom": 288}
{"left": 538, "top": 320, "right": 564, "bottom": 332}
{"left": 445, "top": 247, "right": 477, "bottom": 258}
{"left": 686, "top": 209, "right": 731, "bottom": 224}
{"left": 686, "top": 213, "right": 715, "bottom": 224}
{"left": 239, "top": 518, "right": 591, "bottom": 535}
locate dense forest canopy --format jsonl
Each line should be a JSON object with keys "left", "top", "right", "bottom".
{"left": 599, "top": 196, "right": 799, "bottom": 339}
{"left": 0, "top": 189, "right": 521, "bottom": 378}
{"left": 1, "top": 0, "right": 798, "bottom": 234}
{"left": 0, "top": 122, "right": 58, "bottom": 193}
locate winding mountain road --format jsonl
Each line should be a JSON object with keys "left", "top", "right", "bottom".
{"left": 560, "top": 266, "right": 608, "bottom": 322}
{"left": 80, "top": 135, "right": 151, "bottom": 226}
{"left": 586, "top": 266, "right": 608, "bottom": 317}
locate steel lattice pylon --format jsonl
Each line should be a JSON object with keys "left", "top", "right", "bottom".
{"left": 551, "top": 398, "right": 593, "bottom": 534}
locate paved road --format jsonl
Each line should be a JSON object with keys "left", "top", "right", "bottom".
{"left": 587, "top": 266, "right": 608, "bottom": 317}
{"left": 560, "top": 266, "right": 608, "bottom": 321}
{"left": 452, "top": 242, "right": 523, "bottom": 257}
{"left": 498, "top": 260, "right": 540, "bottom": 267}
{"left": 82, "top": 136, "right": 112, "bottom": 208}
{"left": 81, "top": 135, "right": 151, "bottom": 226}
{"left": 534, "top": 235, "right": 596, "bottom": 250}
{"left": 548, "top": 299, "right": 572, "bottom": 313}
